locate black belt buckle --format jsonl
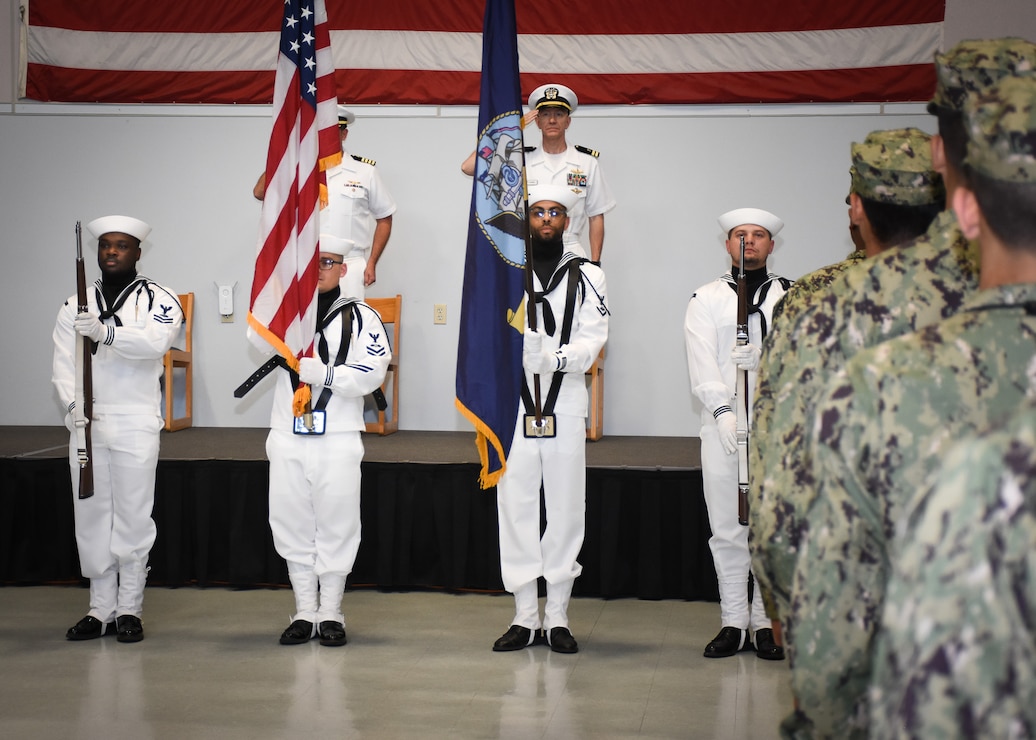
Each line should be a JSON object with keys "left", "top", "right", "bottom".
{"left": 523, "top": 414, "right": 555, "bottom": 438}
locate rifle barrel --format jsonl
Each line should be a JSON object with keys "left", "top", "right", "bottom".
{"left": 75, "top": 221, "right": 95, "bottom": 499}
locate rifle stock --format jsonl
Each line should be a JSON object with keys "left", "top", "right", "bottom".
{"left": 75, "top": 221, "right": 95, "bottom": 499}
{"left": 735, "top": 235, "right": 749, "bottom": 526}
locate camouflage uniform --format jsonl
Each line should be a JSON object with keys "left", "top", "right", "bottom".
{"left": 870, "top": 393, "right": 1036, "bottom": 739}
{"left": 755, "top": 42, "right": 1036, "bottom": 695}
{"left": 868, "top": 70, "right": 1036, "bottom": 740}
{"left": 767, "top": 250, "right": 866, "bottom": 328}
{"left": 789, "top": 70, "right": 1036, "bottom": 740}
{"left": 750, "top": 128, "right": 944, "bottom": 624}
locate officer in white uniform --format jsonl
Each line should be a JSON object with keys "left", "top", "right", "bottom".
{"left": 251, "top": 235, "right": 390, "bottom": 646}
{"left": 323, "top": 106, "right": 397, "bottom": 299}
{"left": 492, "top": 185, "right": 609, "bottom": 655}
{"left": 254, "top": 106, "right": 397, "bottom": 299}
{"left": 460, "top": 84, "right": 616, "bottom": 262}
{"left": 683, "top": 208, "right": 790, "bottom": 660}
{"left": 52, "top": 215, "right": 182, "bottom": 643}
{"left": 524, "top": 84, "right": 616, "bottom": 263}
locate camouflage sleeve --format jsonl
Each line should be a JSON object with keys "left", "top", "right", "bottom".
{"left": 750, "top": 308, "right": 786, "bottom": 619}
{"left": 788, "top": 361, "right": 888, "bottom": 739}
{"left": 750, "top": 298, "right": 841, "bottom": 623}
{"left": 751, "top": 254, "right": 867, "bottom": 623}
{"left": 870, "top": 410, "right": 1036, "bottom": 739}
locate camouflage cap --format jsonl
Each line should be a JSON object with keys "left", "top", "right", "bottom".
{"left": 963, "top": 75, "right": 1036, "bottom": 182}
{"left": 850, "top": 127, "right": 945, "bottom": 205}
{"left": 928, "top": 37, "right": 1036, "bottom": 114}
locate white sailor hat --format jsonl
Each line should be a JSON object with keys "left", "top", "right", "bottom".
{"left": 529, "top": 184, "right": 579, "bottom": 212}
{"left": 528, "top": 83, "right": 578, "bottom": 113}
{"left": 85, "top": 215, "right": 152, "bottom": 243}
{"left": 337, "top": 106, "right": 355, "bottom": 127}
{"left": 319, "top": 234, "right": 355, "bottom": 257}
{"left": 717, "top": 208, "right": 783, "bottom": 237}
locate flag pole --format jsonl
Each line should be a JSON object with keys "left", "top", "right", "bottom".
{"left": 520, "top": 123, "right": 542, "bottom": 424}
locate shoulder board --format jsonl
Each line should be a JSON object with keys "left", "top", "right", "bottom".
{"left": 575, "top": 144, "right": 600, "bottom": 158}
{"left": 351, "top": 154, "right": 377, "bottom": 166}
{"left": 523, "top": 145, "right": 538, "bottom": 152}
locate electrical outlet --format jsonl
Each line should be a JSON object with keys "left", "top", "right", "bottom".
{"left": 433, "top": 304, "right": 447, "bottom": 325}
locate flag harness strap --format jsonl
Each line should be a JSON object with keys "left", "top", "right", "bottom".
{"left": 520, "top": 259, "right": 583, "bottom": 423}
{"left": 308, "top": 299, "right": 356, "bottom": 412}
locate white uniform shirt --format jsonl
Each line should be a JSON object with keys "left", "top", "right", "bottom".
{"left": 684, "top": 272, "right": 789, "bottom": 427}
{"left": 525, "top": 145, "right": 616, "bottom": 259}
{"left": 52, "top": 277, "right": 182, "bottom": 417}
{"left": 321, "top": 149, "right": 397, "bottom": 258}
{"left": 254, "top": 299, "right": 391, "bottom": 434}
{"left": 524, "top": 254, "right": 609, "bottom": 417}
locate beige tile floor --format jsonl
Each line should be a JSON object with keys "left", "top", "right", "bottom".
{"left": 0, "top": 586, "right": 792, "bottom": 739}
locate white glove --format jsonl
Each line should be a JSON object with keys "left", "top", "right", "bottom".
{"left": 523, "top": 329, "right": 543, "bottom": 355}
{"left": 64, "top": 406, "right": 89, "bottom": 433}
{"left": 716, "top": 411, "right": 738, "bottom": 455}
{"left": 74, "top": 312, "right": 106, "bottom": 343}
{"left": 731, "top": 343, "right": 761, "bottom": 371}
{"left": 523, "top": 348, "right": 559, "bottom": 375}
{"left": 298, "top": 357, "right": 332, "bottom": 386}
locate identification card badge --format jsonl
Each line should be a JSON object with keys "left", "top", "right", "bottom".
{"left": 523, "top": 414, "right": 556, "bottom": 438}
{"left": 293, "top": 410, "right": 326, "bottom": 435}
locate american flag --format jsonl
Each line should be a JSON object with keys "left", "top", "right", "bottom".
{"left": 248, "top": 0, "right": 341, "bottom": 368}
{"left": 25, "top": 1, "right": 945, "bottom": 105}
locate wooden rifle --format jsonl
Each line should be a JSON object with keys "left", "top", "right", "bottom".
{"left": 74, "top": 221, "right": 95, "bottom": 499}
{"left": 735, "top": 234, "right": 749, "bottom": 526}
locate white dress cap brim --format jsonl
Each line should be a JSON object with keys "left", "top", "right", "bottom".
{"left": 529, "top": 184, "right": 579, "bottom": 212}
{"left": 717, "top": 208, "right": 783, "bottom": 237}
{"left": 85, "top": 215, "right": 152, "bottom": 243}
{"left": 319, "top": 234, "right": 356, "bottom": 257}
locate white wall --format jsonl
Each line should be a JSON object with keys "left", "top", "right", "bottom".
{"left": 0, "top": 103, "right": 931, "bottom": 436}
{"left": 1, "top": 0, "right": 1034, "bottom": 437}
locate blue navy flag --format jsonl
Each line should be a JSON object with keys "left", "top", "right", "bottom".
{"left": 455, "top": 0, "right": 526, "bottom": 489}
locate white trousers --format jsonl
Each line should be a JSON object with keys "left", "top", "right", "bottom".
{"left": 700, "top": 424, "right": 768, "bottom": 632}
{"left": 267, "top": 429, "right": 363, "bottom": 622}
{"left": 68, "top": 413, "right": 161, "bottom": 620}
{"left": 341, "top": 255, "right": 367, "bottom": 300}
{"left": 496, "top": 412, "right": 585, "bottom": 630}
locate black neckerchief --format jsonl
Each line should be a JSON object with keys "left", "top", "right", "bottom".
{"left": 531, "top": 236, "right": 564, "bottom": 289}
{"left": 521, "top": 258, "right": 584, "bottom": 418}
{"left": 100, "top": 271, "right": 137, "bottom": 310}
{"left": 729, "top": 265, "right": 770, "bottom": 298}
{"left": 726, "top": 265, "right": 779, "bottom": 341}
{"left": 317, "top": 285, "right": 341, "bottom": 325}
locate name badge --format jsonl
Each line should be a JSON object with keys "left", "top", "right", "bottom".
{"left": 523, "top": 414, "right": 556, "bottom": 438}
{"left": 293, "top": 410, "right": 326, "bottom": 435}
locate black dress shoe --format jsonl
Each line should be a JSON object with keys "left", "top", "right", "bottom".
{"left": 703, "top": 626, "right": 752, "bottom": 658}
{"left": 492, "top": 624, "right": 534, "bottom": 652}
{"left": 754, "top": 628, "right": 786, "bottom": 661}
{"left": 116, "top": 615, "right": 144, "bottom": 643}
{"left": 280, "top": 619, "right": 315, "bottom": 645}
{"left": 318, "top": 620, "right": 347, "bottom": 647}
{"left": 547, "top": 627, "right": 579, "bottom": 654}
{"left": 66, "top": 615, "right": 114, "bottom": 641}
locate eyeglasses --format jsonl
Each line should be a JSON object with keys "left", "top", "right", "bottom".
{"left": 530, "top": 207, "right": 567, "bottom": 219}
{"left": 318, "top": 258, "right": 344, "bottom": 270}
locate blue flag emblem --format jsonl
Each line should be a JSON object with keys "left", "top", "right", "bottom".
{"left": 474, "top": 115, "right": 526, "bottom": 265}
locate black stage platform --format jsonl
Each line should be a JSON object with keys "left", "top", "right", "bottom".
{"left": 0, "top": 427, "right": 717, "bottom": 601}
